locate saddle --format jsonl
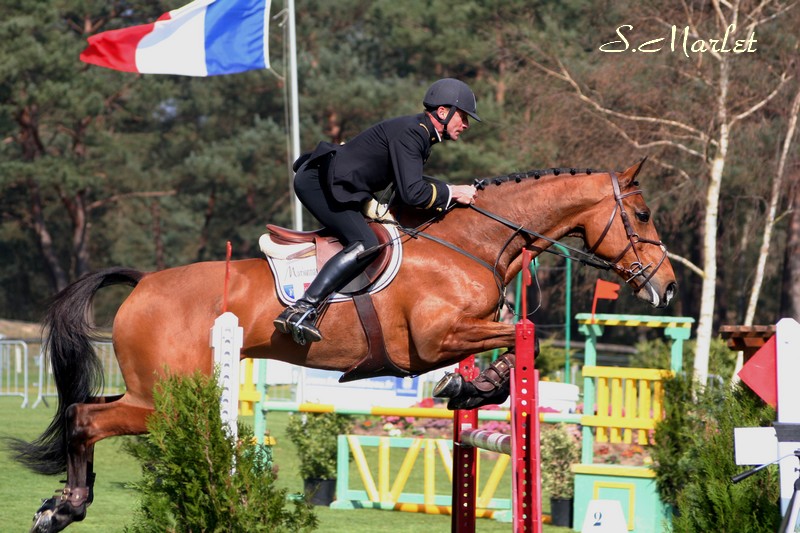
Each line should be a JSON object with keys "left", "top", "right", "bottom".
{"left": 260, "top": 220, "right": 409, "bottom": 382}
{"left": 263, "top": 221, "right": 394, "bottom": 294}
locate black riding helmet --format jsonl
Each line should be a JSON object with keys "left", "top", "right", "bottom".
{"left": 423, "top": 78, "right": 480, "bottom": 139}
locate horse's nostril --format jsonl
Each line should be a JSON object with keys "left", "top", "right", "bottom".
{"left": 665, "top": 282, "right": 677, "bottom": 302}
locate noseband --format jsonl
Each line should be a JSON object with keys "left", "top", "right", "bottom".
{"left": 469, "top": 171, "right": 668, "bottom": 292}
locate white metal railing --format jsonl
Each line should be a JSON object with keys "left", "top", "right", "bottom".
{"left": 32, "top": 341, "right": 124, "bottom": 408}
{"left": 0, "top": 340, "right": 29, "bottom": 407}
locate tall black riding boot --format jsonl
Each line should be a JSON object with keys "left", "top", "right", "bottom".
{"left": 274, "top": 242, "right": 367, "bottom": 345}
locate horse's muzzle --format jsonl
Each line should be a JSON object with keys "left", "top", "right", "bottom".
{"left": 638, "top": 280, "right": 676, "bottom": 308}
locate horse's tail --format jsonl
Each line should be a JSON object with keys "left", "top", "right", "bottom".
{"left": 9, "top": 267, "right": 144, "bottom": 475}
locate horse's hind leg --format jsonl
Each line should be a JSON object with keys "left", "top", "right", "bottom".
{"left": 31, "top": 399, "right": 152, "bottom": 533}
{"left": 82, "top": 395, "right": 126, "bottom": 505}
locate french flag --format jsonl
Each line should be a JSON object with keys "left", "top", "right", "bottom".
{"left": 79, "top": 0, "right": 270, "bottom": 76}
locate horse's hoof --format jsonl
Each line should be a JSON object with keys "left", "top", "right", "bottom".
{"left": 29, "top": 494, "right": 86, "bottom": 533}
{"left": 433, "top": 373, "right": 464, "bottom": 398}
{"left": 30, "top": 508, "right": 55, "bottom": 533}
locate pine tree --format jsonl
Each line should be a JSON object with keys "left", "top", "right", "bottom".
{"left": 653, "top": 376, "right": 780, "bottom": 532}
{"left": 124, "top": 371, "right": 317, "bottom": 533}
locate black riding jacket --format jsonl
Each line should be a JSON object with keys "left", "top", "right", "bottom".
{"left": 301, "top": 113, "right": 451, "bottom": 212}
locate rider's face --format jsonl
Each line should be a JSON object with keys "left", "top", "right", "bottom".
{"left": 446, "top": 109, "right": 470, "bottom": 140}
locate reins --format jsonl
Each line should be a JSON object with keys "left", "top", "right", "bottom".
{"left": 467, "top": 203, "right": 616, "bottom": 271}
{"left": 361, "top": 206, "right": 510, "bottom": 315}
{"left": 359, "top": 203, "right": 487, "bottom": 265}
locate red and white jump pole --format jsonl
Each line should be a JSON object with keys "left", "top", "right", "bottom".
{"left": 452, "top": 250, "right": 542, "bottom": 532}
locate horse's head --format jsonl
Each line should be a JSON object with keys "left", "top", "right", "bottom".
{"left": 582, "top": 159, "right": 677, "bottom": 308}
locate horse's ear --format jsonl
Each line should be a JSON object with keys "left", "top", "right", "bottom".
{"left": 619, "top": 157, "right": 647, "bottom": 186}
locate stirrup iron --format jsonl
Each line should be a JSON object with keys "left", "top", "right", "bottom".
{"left": 289, "top": 308, "right": 322, "bottom": 345}
{"left": 274, "top": 304, "right": 321, "bottom": 344}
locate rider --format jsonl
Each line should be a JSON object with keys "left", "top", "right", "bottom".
{"left": 274, "top": 78, "right": 480, "bottom": 345}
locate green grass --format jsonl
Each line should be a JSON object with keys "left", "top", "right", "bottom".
{"left": 1, "top": 398, "right": 571, "bottom": 532}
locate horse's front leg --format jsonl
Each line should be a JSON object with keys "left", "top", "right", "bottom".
{"left": 433, "top": 317, "right": 537, "bottom": 410}
{"left": 437, "top": 317, "right": 516, "bottom": 357}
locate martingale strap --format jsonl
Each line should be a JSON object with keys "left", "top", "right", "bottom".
{"left": 401, "top": 227, "right": 496, "bottom": 273}
{"left": 396, "top": 223, "right": 512, "bottom": 317}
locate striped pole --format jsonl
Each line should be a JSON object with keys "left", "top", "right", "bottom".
{"left": 460, "top": 429, "right": 512, "bottom": 455}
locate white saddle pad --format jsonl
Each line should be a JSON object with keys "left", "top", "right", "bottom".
{"left": 259, "top": 224, "right": 403, "bottom": 306}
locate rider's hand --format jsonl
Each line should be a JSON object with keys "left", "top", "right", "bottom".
{"left": 450, "top": 184, "right": 477, "bottom": 205}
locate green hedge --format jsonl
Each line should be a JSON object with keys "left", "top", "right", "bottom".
{"left": 124, "top": 371, "right": 318, "bottom": 532}
{"left": 652, "top": 374, "right": 780, "bottom": 532}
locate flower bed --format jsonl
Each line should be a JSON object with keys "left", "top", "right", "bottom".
{"left": 594, "top": 442, "right": 651, "bottom": 466}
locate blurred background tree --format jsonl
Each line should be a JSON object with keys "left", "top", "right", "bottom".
{"left": 1, "top": 0, "right": 798, "bottom": 360}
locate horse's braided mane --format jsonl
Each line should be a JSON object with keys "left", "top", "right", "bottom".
{"left": 474, "top": 167, "right": 602, "bottom": 189}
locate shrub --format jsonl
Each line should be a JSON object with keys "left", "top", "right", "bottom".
{"left": 650, "top": 372, "right": 706, "bottom": 507}
{"left": 652, "top": 374, "right": 780, "bottom": 532}
{"left": 629, "top": 338, "right": 674, "bottom": 370}
{"left": 531, "top": 339, "right": 570, "bottom": 379}
{"left": 124, "top": 371, "right": 317, "bottom": 533}
{"left": 540, "top": 423, "right": 581, "bottom": 499}
{"left": 285, "top": 412, "right": 352, "bottom": 480}
{"left": 630, "top": 337, "right": 735, "bottom": 380}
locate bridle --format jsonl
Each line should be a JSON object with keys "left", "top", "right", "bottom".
{"left": 586, "top": 171, "right": 669, "bottom": 291}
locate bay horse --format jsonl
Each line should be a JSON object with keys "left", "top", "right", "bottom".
{"left": 14, "top": 159, "right": 676, "bottom": 532}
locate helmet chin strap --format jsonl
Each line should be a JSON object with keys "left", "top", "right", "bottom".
{"left": 432, "top": 107, "right": 456, "bottom": 140}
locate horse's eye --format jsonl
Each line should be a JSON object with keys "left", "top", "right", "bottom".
{"left": 636, "top": 211, "right": 650, "bottom": 223}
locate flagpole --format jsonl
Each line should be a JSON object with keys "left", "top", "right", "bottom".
{"left": 287, "top": 0, "right": 302, "bottom": 230}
